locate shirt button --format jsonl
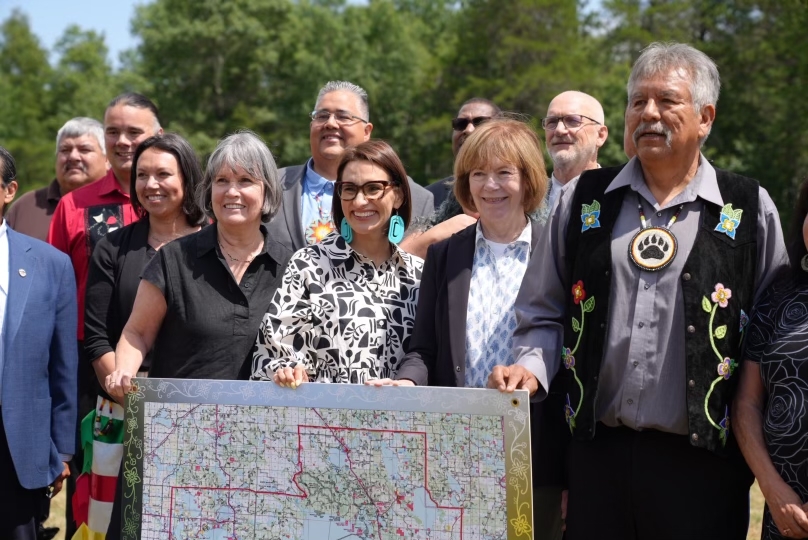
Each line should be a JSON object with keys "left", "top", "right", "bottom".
{"left": 691, "top": 433, "right": 699, "bottom": 442}
{"left": 657, "top": 212, "right": 662, "bottom": 217}
{"left": 644, "top": 283, "right": 650, "bottom": 290}
{"left": 244, "top": 283, "right": 251, "bottom": 289}
{"left": 633, "top": 361, "right": 639, "bottom": 367}
{"left": 627, "top": 398, "right": 634, "bottom": 405}
{"left": 600, "top": 323, "right": 605, "bottom": 329}
{"left": 687, "top": 325, "right": 695, "bottom": 333}
{"left": 688, "top": 379, "right": 696, "bottom": 388}
{"left": 682, "top": 272, "right": 691, "bottom": 281}
{"left": 455, "top": 366, "right": 461, "bottom": 372}
{"left": 605, "top": 270, "right": 609, "bottom": 276}
{"left": 638, "top": 322, "right": 644, "bottom": 328}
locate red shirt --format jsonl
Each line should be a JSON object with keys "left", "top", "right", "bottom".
{"left": 48, "top": 169, "right": 140, "bottom": 340}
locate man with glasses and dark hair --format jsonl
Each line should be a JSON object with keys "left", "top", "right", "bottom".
{"left": 543, "top": 91, "right": 609, "bottom": 210}
{"left": 267, "top": 80, "right": 433, "bottom": 252}
{"left": 427, "top": 97, "right": 501, "bottom": 209}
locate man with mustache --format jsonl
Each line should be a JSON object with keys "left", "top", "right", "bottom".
{"left": 491, "top": 42, "right": 788, "bottom": 539}
{"left": 267, "top": 80, "right": 433, "bottom": 251}
{"left": 6, "top": 118, "right": 108, "bottom": 243}
{"left": 543, "top": 91, "right": 608, "bottom": 209}
{"left": 47, "top": 93, "right": 162, "bottom": 538}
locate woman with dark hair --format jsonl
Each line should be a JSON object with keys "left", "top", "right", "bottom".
{"left": 250, "top": 139, "right": 423, "bottom": 385}
{"left": 85, "top": 132, "right": 205, "bottom": 389}
{"left": 83, "top": 132, "right": 205, "bottom": 539}
{"left": 735, "top": 179, "right": 808, "bottom": 540}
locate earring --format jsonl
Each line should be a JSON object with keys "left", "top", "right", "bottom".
{"left": 801, "top": 254, "right": 808, "bottom": 273}
{"left": 340, "top": 217, "right": 353, "bottom": 243}
{"left": 388, "top": 210, "right": 405, "bottom": 244}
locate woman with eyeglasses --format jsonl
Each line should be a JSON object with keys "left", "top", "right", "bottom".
{"left": 251, "top": 140, "right": 423, "bottom": 385}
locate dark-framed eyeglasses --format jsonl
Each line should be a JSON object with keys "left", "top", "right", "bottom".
{"left": 451, "top": 116, "right": 491, "bottom": 132}
{"left": 334, "top": 180, "right": 395, "bottom": 201}
{"left": 541, "top": 114, "right": 601, "bottom": 131}
{"left": 310, "top": 110, "right": 368, "bottom": 126}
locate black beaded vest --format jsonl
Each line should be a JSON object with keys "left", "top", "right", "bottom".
{"left": 558, "top": 165, "right": 758, "bottom": 456}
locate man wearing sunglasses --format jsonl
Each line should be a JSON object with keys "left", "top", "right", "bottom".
{"left": 543, "top": 91, "right": 609, "bottom": 210}
{"left": 426, "top": 98, "right": 501, "bottom": 209}
{"left": 267, "top": 80, "right": 433, "bottom": 252}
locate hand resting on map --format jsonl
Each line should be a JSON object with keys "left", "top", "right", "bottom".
{"left": 274, "top": 364, "right": 310, "bottom": 388}
{"left": 364, "top": 378, "right": 415, "bottom": 387}
{"left": 486, "top": 364, "right": 539, "bottom": 396}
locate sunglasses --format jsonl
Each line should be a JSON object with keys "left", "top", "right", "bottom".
{"left": 451, "top": 116, "right": 491, "bottom": 131}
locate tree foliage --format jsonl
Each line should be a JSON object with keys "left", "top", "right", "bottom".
{"left": 1, "top": 0, "right": 807, "bottom": 229}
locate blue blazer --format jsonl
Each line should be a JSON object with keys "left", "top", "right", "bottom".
{"left": 2, "top": 228, "right": 77, "bottom": 489}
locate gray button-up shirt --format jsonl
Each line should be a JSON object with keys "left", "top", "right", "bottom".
{"left": 513, "top": 156, "right": 788, "bottom": 434}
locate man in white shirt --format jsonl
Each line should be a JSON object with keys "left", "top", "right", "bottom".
{"left": 543, "top": 91, "right": 609, "bottom": 209}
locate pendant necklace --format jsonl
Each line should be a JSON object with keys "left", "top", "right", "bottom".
{"left": 628, "top": 194, "right": 684, "bottom": 272}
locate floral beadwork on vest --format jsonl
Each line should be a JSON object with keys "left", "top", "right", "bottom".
{"left": 714, "top": 203, "right": 743, "bottom": 239}
{"left": 581, "top": 201, "right": 601, "bottom": 232}
{"left": 702, "top": 283, "right": 740, "bottom": 445}
{"left": 563, "top": 280, "right": 595, "bottom": 431}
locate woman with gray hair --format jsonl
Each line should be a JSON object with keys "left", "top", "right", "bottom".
{"left": 105, "top": 130, "right": 292, "bottom": 397}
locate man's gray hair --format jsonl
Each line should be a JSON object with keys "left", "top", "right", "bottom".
{"left": 56, "top": 117, "right": 106, "bottom": 155}
{"left": 628, "top": 42, "right": 720, "bottom": 114}
{"left": 315, "top": 81, "right": 370, "bottom": 121}
{"left": 197, "top": 130, "right": 282, "bottom": 223}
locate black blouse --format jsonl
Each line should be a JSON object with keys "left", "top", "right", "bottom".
{"left": 85, "top": 219, "right": 155, "bottom": 369}
{"left": 141, "top": 222, "right": 292, "bottom": 380}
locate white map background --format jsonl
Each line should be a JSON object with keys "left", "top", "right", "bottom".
{"left": 140, "top": 403, "right": 508, "bottom": 539}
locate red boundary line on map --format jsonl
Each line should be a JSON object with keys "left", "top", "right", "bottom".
{"left": 164, "top": 406, "right": 465, "bottom": 539}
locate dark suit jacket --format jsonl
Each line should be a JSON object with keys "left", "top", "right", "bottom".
{"left": 2, "top": 229, "right": 77, "bottom": 489}
{"left": 397, "top": 220, "right": 569, "bottom": 487}
{"left": 267, "top": 163, "right": 435, "bottom": 253}
{"left": 426, "top": 176, "right": 453, "bottom": 210}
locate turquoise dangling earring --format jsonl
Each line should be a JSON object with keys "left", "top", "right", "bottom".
{"left": 388, "top": 210, "right": 405, "bottom": 244}
{"left": 340, "top": 217, "right": 353, "bottom": 243}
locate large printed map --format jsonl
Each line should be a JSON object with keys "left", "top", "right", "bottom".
{"left": 122, "top": 379, "right": 533, "bottom": 539}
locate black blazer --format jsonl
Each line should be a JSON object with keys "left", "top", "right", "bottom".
{"left": 397, "top": 219, "right": 569, "bottom": 487}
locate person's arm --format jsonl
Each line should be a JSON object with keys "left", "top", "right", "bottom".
{"left": 106, "top": 280, "right": 167, "bottom": 401}
{"left": 734, "top": 359, "right": 808, "bottom": 537}
{"left": 250, "top": 252, "right": 319, "bottom": 386}
{"left": 85, "top": 235, "right": 118, "bottom": 389}
{"left": 374, "top": 243, "right": 442, "bottom": 387}
{"left": 488, "top": 180, "right": 575, "bottom": 398}
{"left": 399, "top": 214, "right": 477, "bottom": 259}
{"left": 49, "top": 254, "right": 79, "bottom": 463}
{"left": 754, "top": 187, "right": 789, "bottom": 299}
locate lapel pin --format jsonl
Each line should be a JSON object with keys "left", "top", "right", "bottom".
{"left": 18, "top": 269, "right": 26, "bottom": 277}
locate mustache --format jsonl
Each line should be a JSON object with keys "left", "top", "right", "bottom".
{"left": 63, "top": 163, "right": 88, "bottom": 173}
{"left": 632, "top": 122, "right": 672, "bottom": 147}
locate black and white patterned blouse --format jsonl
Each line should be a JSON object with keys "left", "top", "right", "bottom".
{"left": 745, "top": 273, "right": 808, "bottom": 540}
{"left": 250, "top": 232, "right": 424, "bottom": 384}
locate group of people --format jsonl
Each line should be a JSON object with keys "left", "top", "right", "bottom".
{"left": 0, "top": 40, "right": 804, "bottom": 540}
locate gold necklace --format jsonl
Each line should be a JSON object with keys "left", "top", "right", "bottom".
{"left": 218, "top": 242, "right": 258, "bottom": 263}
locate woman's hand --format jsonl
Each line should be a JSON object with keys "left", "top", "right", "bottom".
{"left": 365, "top": 378, "right": 416, "bottom": 387}
{"left": 274, "top": 365, "right": 309, "bottom": 388}
{"left": 764, "top": 479, "right": 808, "bottom": 538}
{"left": 105, "top": 370, "right": 136, "bottom": 402}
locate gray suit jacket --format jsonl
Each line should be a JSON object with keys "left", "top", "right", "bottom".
{"left": 267, "top": 163, "right": 434, "bottom": 253}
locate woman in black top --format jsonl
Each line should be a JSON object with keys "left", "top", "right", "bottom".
{"left": 105, "top": 130, "right": 291, "bottom": 398}
{"left": 85, "top": 133, "right": 206, "bottom": 388}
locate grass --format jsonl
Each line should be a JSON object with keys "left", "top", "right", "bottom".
{"left": 44, "top": 481, "right": 766, "bottom": 540}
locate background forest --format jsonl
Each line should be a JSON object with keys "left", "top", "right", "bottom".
{"left": 1, "top": 0, "right": 806, "bottom": 224}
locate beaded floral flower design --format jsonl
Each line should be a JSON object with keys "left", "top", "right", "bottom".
{"left": 563, "top": 280, "right": 595, "bottom": 432}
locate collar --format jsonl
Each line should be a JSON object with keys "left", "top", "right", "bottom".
{"left": 304, "top": 158, "right": 334, "bottom": 196}
{"left": 551, "top": 163, "right": 601, "bottom": 187}
{"left": 605, "top": 155, "right": 723, "bottom": 209}
{"left": 323, "top": 232, "right": 416, "bottom": 270}
{"left": 196, "top": 221, "right": 277, "bottom": 259}
{"left": 47, "top": 179, "right": 62, "bottom": 202}
{"left": 97, "top": 169, "right": 130, "bottom": 198}
{"left": 0, "top": 219, "right": 7, "bottom": 240}
{"left": 475, "top": 218, "right": 532, "bottom": 248}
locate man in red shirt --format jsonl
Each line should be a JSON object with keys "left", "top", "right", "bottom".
{"left": 47, "top": 92, "right": 162, "bottom": 538}
{"left": 7, "top": 117, "right": 109, "bottom": 242}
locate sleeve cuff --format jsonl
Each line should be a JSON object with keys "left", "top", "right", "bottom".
{"left": 59, "top": 454, "right": 73, "bottom": 463}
